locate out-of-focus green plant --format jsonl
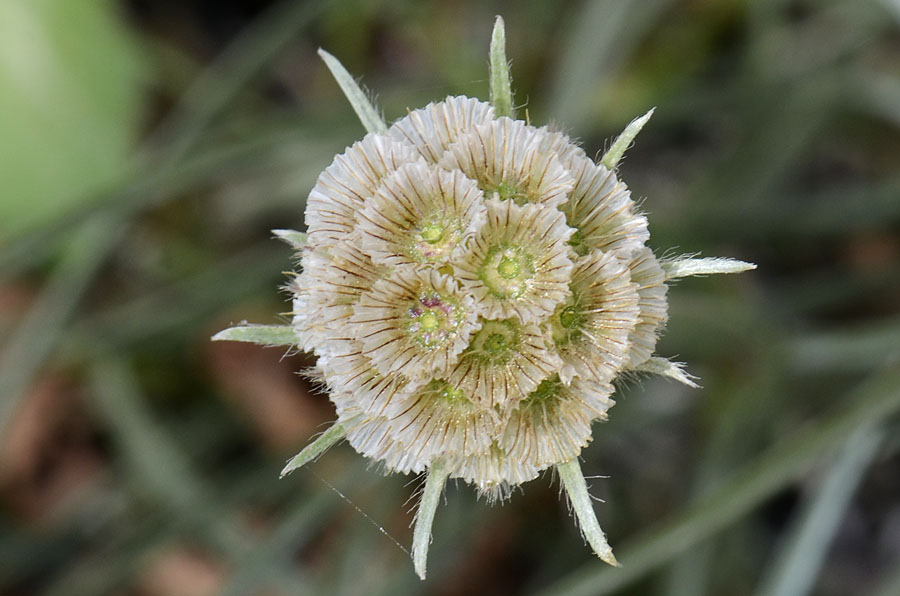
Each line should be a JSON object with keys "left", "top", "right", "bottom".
{"left": 0, "top": 0, "right": 146, "bottom": 236}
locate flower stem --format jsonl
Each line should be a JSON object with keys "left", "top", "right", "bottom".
{"left": 489, "top": 16, "right": 514, "bottom": 119}
{"left": 413, "top": 459, "right": 451, "bottom": 579}
{"left": 557, "top": 458, "right": 619, "bottom": 566}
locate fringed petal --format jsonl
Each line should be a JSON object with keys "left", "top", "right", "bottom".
{"left": 439, "top": 118, "right": 575, "bottom": 208}
{"left": 455, "top": 198, "right": 575, "bottom": 324}
{"left": 305, "top": 134, "right": 422, "bottom": 248}
{"left": 499, "top": 375, "right": 614, "bottom": 468}
{"left": 447, "top": 318, "right": 562, "bottom": 408}
{"left": 562, "top": 154, "right": 649, "bottom": 258}
{"left": 550, "top": 250, "right": 641, "bottom": 385}
{"left": 626, "top": 247, "right": 669, "bottom": 366}
{"left": 357, "top": 162, "right": 487, "bottom": 268}
{"left": 389, "top": 96, "right": 496, "bottom": 163}
{"left": 350, "top": 267, "right": 480, "bottom": 380}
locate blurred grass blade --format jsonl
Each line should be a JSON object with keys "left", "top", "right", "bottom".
{"left": 318, "top": 49, "right": 388, "bottom": 134}
{"left": 869, "top": 561, "right": 900, "bottom": 596}
{"left": 633, "top": 357, "right": 699, "bottom": 388}
{"left": 547, "top": 0, "right": 673, "bottom": 129}
{"left": 280, "top": 423, "right": 346, "bottom": 478}
{"left": 489, "top": 16, "right": 514, "bottom": 118}
{"left": 536, "top": 364, "right": 900, "bottom": 596}
{"left": 754, "top": 427, "right": 885, "bottom": 596}
{"left": 272, "top": 228, "right": 308, "bottom": 249}
{"left": 0, "top": 216, "right": 120, "bottom": 441}
{"left": 663, "top": 257, "right": 757, "bottom": 280}
{"left": 413, "top": 459, "right": 450, "bottom": 579}
{"left": 599, "top": 108, "right": 654, "bottom": 170}
{"left": 558, "top": 459, "right": 618, "bottom": 566}
{"left": 212, "top": 324, "right": 297, "bottom": 347}
{"left": 790, "top": 316, "right": 900, "bottom": 372}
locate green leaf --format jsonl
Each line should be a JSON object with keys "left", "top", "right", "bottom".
{"left": 318, "top": 48, "right": 387, "bottom": 134}
{"left": 489, "top": 16, "right": 514, "bottom": 119}
{"left": 663, "top": 257, "right": 757, "bottom": 280}
{"left": 412, "top": 459, "right": 451, "bottom": 580}
{"left": 599, "top": 107, "right": 655, "bottom": 170}
{"left": 557, "top": 458, "right": 618, "bottom": 567}
{"left": 633, "top": 357, "right": 699, "bottom": 388}
{"left": 212, "top": 324, "right": 297, "bottom": 347}
{"left": 280, "top": 423, "right": 346, "bottom": 478}
{"left": 0, "top": 0, "right": 145, "bottom": 237}
{"left": 272, "top": 229, "right": 308, "bottom": 250}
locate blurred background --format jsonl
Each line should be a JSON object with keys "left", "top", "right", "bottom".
{"left": 1, "top": 0, "right": 899, "bottom": 595}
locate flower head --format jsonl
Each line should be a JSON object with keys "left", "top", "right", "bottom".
{"left": 214, "top": 16, "right": 756, "bottom": 579}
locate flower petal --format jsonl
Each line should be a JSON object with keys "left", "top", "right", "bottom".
{"left": 550, "top": 249, "right": 641, "bottom": 385}
{"left": 454, "top": 198, "right": 575, "bottom": 324}
{"left": 357, "top": 162, "right": 487, "bottom": 268}
{"left": 351, "top": 267, "right": 480, "bottom": 380}
{"left": 439, "top": 117, "right": 574, "bottom": 208}
{"left": 389, "top": 96, "right": 496, "bottom": 163}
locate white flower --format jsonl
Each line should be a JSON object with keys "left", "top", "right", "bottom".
{"left": 214, "top": 16, "right": 755, "bottom": 580}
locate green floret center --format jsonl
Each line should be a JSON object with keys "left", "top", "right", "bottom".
{"left": 423, "top": 379, "right": 469, "bottom": 405}
{"left": 405, "top": 290, "right": 464, "bottom": 349}
{"left": 409, "top": 215, "right": 462, "bottom": 263}
{"left": 469, "top": 319, "right": 520, "bottom": 365}
{"left": 525, "top": 375, "right": 564, "bottom": 406}
{"left": 551, "top": 297, "right": 585, "bottom": 346}
{"left": 420, "top": 221, "right": 444, "bottom": 244}
{"left": 479, "top": 244, "right": 534, "bottom": 300}
{"left": 497, "top": 256, "right": 520, "bottom": 279}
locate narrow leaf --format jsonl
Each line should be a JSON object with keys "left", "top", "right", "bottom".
{"left": 634, "top": 357, "right": 700, "bottom": 388}
{"left": 318, "top": 48, "right": 387, "bottom": 134}
{"left": 280, "top": 422, "right": 346, "bottom": 478}
{"left": 599, "top": 108, "right": 655, "bottom": 170}
{"left": 489, "top": 16, "right": 514, "bottom": 118}
{"left": 272, "top": 229, "right": 307, "bottom": 250}
{"left": 412, "top": 459, "right": 451, "bottom": 579}
{"left": 557, "top": 458, "right": 619, "bottom": 566}
{"left": 663, "top": 257, "right": 757, "bottom": 280}
{"left": 754, "top": 427, "right": 884, "bottom": 596}
{"left": 212, "top": 324, "right": 296, "bottom": 346}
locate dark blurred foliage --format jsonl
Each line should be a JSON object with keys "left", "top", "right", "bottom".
{"left": 1, "top": 1, "right": 899, "bottom": 595}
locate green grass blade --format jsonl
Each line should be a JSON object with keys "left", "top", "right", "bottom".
{"left": 318, "top": 49, "right": 388, "bottom": 134}
{"left": 754, "top": 427, "right": 885, "bottom": 596}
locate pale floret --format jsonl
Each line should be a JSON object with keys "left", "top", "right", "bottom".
{"left": 388, "top": 378, "right": 499, "bottom": 461}
{"left": 499, "top": 375, "right": 615, "bottom": 467}
{"left": 389, "top": 96, "right": 496, "bottom": 163}
{"left": 305, "top": 134, "right": 422, "bottom": 248}
{"left": 455, "top": 198, "right": 576, "bottom": 324}
{"left": 551, "top": 250, "right": 641, "bottom": 385}
{"left": 321, "top": 350, "right": 415, "bottom": 418}
{"left": 448, "top": 317, "right": 563, "bottom": 408}
{"left": 625, "top": 247, "right": 669, "bottom": 367}
{"left": 446, "top": 443, "right": 541, "bottom": 501}
{"left": 356, "top": 162, "right": 487, "bottom": 268}
{"left": 439, "top": 118, "right": 575, "bottom": 208}
{"left": 350, "top": 267, "right": 480, "bottom": 381}
{"left": 294, "top": 242, "right": 382, "bottom": 357}
{"left": 562, "top": 154, "right": 649, "bottom": 258}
